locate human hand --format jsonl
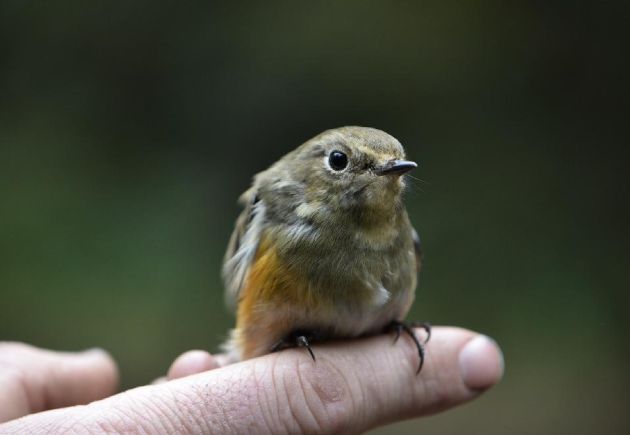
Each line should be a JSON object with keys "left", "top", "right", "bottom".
{"left": 0, "top": 327, "right": 503, "bottom": 434}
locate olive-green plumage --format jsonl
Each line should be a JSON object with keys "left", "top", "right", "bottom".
{"left": 222, "top": 126, "right": 421, "bottom": 361}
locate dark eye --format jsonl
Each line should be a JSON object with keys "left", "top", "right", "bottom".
{"left": 328, "top": 151, "right": 348, "bottom": 171}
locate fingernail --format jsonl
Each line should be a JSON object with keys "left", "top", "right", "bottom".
{"left": 83, "top": 347, "right": 108, "bottom": 357}
{"left": 459, "top": 335, "right": 504, "bottom": 390}
{"left": 81, "top": 347, "right": 114, "bottom": 363}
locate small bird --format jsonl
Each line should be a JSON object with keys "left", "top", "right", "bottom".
{"left": 222, "top": 126, "right": 430, "bottom": 372}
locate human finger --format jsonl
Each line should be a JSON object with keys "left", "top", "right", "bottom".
{"left": 0, "top": 342, "right": 118, "bottom": 423}
{"left": 167, "top": 350, "right": 221, "bottom": 380}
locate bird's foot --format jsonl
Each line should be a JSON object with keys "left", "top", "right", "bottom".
{"left": 270, "top": 330, "right": 317, "bottom": 361}
{"left": 385, "top": 320, "right": 431, "bottom": 374}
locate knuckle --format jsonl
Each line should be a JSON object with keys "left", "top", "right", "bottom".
{"left": 0, "top": 364, "right": 40, "bottom": 414}
{"left": 270, "top": 353, "right": 357, "bottom": 434}
{"left": 0, "top": 364, "right": 24, "bottom": 385}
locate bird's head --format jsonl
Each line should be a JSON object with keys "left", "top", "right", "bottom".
{"left": 281, "top": 126, "right": 415, "bottom": 224}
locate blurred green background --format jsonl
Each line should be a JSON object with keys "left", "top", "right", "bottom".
{"left": 1, "top": 1, "right": 628, "bottom": 433}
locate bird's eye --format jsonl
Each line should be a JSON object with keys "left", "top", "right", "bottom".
{"left": 328, "top": 151, "right": 348, "bottom": 171}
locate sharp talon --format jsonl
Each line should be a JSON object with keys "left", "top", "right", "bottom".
{"left": 271, "top": 331, "right": 317, "bottom": 361}
{"left": 393, "top": 324, "right": 402, "bottom": 343}
{"left": 416, "top": 343, "right": 425, "bottom": 374}
{"left": 387, "top": 320, "right": 429, "bottom": 374}
{"left": 400, "top": 323, "right": 425, "bottom": 374}
{"left": 411, "top": 321, "right": 432, "bottom": 344}
{"left": 297, "top": 335, "right": 316, "bottom": 361}
{"left": 387, "top": 321, "right": 403, "bottom": 343}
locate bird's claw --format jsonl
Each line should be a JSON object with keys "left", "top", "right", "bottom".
{"left": 386, "top": 320, "right": 431, "bottom": 374}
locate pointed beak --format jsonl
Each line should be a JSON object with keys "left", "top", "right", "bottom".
{"left": 374, "top": 159, "right": 418, "bottom": 176}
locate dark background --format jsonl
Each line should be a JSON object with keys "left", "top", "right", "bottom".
{"left": 1, "top": 2, "right": 628, "bottom": 434}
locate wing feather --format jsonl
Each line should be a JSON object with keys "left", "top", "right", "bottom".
{"left": 222, "top": 187, "right": 265, "bottom": 310}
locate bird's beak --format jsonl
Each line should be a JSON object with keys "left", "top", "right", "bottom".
{"left": 374, "top": 159, "right": 418, "bottom": 176}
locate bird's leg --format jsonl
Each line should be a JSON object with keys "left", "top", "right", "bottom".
{"left": 385, "top": 320, "right": 431, "bottom": 374}
{"left": 270, "top": 330, "right": 317, "bottom": 361}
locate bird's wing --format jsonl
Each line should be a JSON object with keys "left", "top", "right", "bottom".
{"left": 222, "top": 187, "right": 265, "bottom": 311}
{"left": 412, "top": 227, "right": 423, "bottom": 273}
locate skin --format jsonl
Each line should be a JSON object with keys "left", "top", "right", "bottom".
{"left": 223, "top": 126, "right": 422, "bottom": 360}
{"left": 0, "top": 327, "right": 504, "bottom": 434}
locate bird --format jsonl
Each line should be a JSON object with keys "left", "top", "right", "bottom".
{"left": 221, "top": 126, "right": 430, "bottom": 372}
